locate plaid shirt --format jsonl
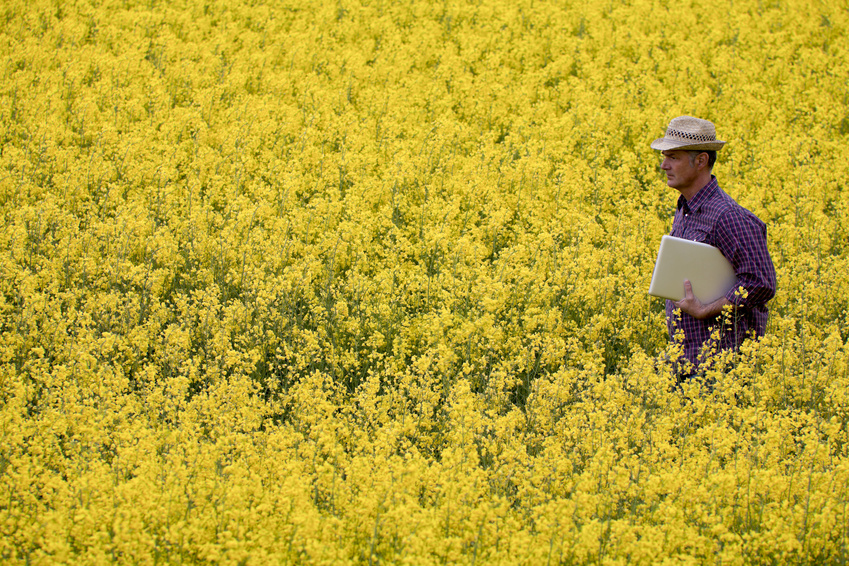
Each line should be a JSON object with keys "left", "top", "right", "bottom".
{"left": 665, "top": 176, "right": 777, "bottom": 370}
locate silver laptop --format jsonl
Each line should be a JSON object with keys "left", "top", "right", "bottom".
{"left": 648, "top": 235, "right": 737, "bottom": 303}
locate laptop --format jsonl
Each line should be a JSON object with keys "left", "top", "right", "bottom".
{"left": 648, "top": 235, "right": 737, "bottom": 303}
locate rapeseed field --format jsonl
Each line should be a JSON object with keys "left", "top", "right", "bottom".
{"left": 1, "top": 0, "right": 848, "bottom": 563}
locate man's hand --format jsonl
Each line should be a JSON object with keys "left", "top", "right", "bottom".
{"left": 672, "top": 280, "right": 731, "bottom": 320}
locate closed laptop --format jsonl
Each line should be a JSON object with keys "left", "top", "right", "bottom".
{"left": 648, "top": 235, "right": 737, "bottom": 303}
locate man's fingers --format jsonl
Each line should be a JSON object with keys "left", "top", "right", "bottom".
{"left": 673, "top": 280, "right": 693, "bottom": 309}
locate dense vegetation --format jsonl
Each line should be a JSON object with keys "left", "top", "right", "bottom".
{"left": 1, "top": 0, "right": 848, "bottom": 563}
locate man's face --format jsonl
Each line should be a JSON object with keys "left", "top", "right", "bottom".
{"left": 660, "top": 150, "right": 700, "bottom": 191}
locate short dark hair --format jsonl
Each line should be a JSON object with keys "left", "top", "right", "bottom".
{"left": 688, "top": 150, "right": 717, "bottom": 170}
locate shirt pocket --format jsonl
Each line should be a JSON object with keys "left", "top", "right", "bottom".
{"left": 686, "top": 226, "right": 712, "bottom": 244}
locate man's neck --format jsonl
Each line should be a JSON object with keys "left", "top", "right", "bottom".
{"left": 678, "top": 173, "right": 713, "bottom": 202}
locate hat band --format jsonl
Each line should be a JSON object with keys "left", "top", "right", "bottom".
{"left": 666, "top": 127, "right": 716, "bottom": 143}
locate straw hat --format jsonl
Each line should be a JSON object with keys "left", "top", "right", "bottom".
{"left": 650, "top": 116, "right": 726, "bottom": 151}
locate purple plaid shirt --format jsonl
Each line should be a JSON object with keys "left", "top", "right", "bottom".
{"left": 665, "top": 176, "right": 777, "bottom": 370}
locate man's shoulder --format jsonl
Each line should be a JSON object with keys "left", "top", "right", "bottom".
{"left": 708, "top": 184, "right": 765, "bottom": 224}
{"left": 694, "top": 183, "right": 737, "bottom": 223}
{"left": 713, "top": 193, "right": 767, "bottom": 236}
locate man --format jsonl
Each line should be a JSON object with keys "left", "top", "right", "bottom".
{"left": 651, "top": 116, "right": 777, "bottom": 377}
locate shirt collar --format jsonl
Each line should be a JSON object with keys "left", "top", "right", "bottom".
{"left": 682, "top": 175, "right": 719, "bottom": 213}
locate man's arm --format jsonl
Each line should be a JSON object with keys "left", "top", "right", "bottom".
{"left": 714, "top": 209, "right": 777, "bottom": 308}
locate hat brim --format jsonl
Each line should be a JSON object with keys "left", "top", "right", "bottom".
{"left": 651, "top": 137, "right": 726, "bottom": 151}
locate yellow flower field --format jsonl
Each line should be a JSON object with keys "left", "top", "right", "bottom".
{"left": 1, "top": 0, "right": 848, "bottom": 563}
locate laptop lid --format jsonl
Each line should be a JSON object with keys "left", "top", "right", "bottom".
{"left": 648, "top": 235, "right": 737, "bottom": 303}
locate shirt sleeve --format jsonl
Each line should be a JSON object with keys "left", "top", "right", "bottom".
{"left": 713, "top": 207, "right": 777, "bottom": 308}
